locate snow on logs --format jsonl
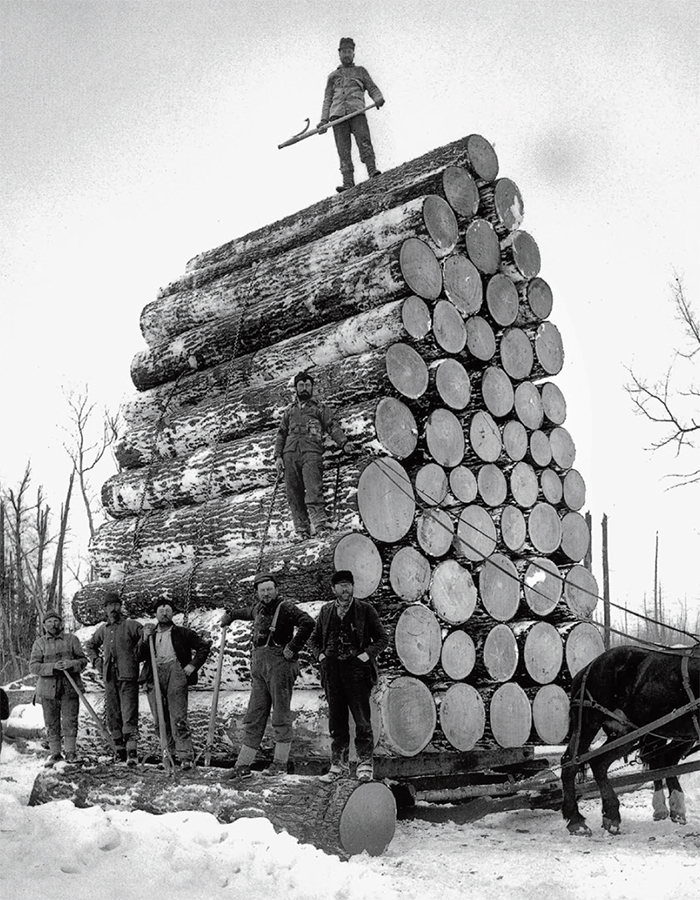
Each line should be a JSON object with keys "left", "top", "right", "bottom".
{"left": 76, "top": 133, "right": 602, "bottom": 763}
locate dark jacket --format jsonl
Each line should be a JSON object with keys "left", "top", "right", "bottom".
{"left": 308, "top": 598, "right": 388, "bottom": 684}
{"left": 137, "top": 623, "right": 211, "bottom": 686}
{"left": 85, "top": 616, "right": 143, "bottom": 682}
{"left": 29, "top": 631, "right": 88, "bottom": 700}
{"left": 275, "top": 398, "right": 348, "bottom": 458}
{"left": 223, "top": 597, "right": 314, "bottom": 658}
{"left": 321, "top": 64, "right": 384, "bottom": 121}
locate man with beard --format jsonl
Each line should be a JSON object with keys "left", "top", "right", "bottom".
{"left": 220, "top": 572, "right": 314, "bottom": 777}
{"left": 275, "top": 371, "right": 355, "bottom": 540}
{"left": 139, "top": 602, "right": 211, "bottom": 771}
{"left": 317, "top": 37, "right": 385, "bottom": 193}
{"left": 85, "top": 593, "right": 143, "bottom": 766}
{"left": 309, "top": 570, "right": 388, "bottom": 782}
{"left": 29, "top": 609, "right": 88, "bottom": 765}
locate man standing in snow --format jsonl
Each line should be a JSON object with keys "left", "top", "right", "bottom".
{"left": 317, "top": 37, "right": 385, "bottom": 193}
{"left": 29, "top": 609, "right": 88, "bottom": 766}
{"left": 275, "top": 371, "right": 355, "bottom": 540}
{"left": 85, "top": 593, "right": 143, "bottom": 766}
{"left": 309, "top": 570, "right": 388, "bottom": 781}
{"left": 139, "top": 602, "right": 211, "bottom": 771}
{"left": 220, "top": 572, "right": 314, "bottom": 777}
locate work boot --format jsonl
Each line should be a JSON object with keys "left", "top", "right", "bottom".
{"left": 180, "top": 759, "right": 195, "bottom": 772}
{"left": 113, "top": 747, "right": 127, "bottom": 764}
{"left": 336, "top": 173, "right": 355, "bottom": 193}
{"left": 263, "top": 760, "right": 288, "bottom": 776}
{"left": 44, "top": 753, "right": 63, "bottom": 768}
{"left": 126, "top": 748, "right": 138, "bottom": 768}
{"left": 367, "top": 167, "right": 381, "bottom": 178}
{"left": 224, "top": 764, "right": 253, "bottom": 782}
{"left": 356, "top": 759, "right": 374, "bottom": 781}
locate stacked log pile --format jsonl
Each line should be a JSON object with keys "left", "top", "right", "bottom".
{"left": 73, "top": 133, "right": 603, "bottom": 765}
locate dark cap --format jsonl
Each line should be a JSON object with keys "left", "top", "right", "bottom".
{"left": 339, "top": 37, "right": 355, "bottom": 50}
{"left": 102, "top": 592, "right": 122, "bottom": 607}
{"left": 294, "top": 370, "right": 314, "bottom": 387}
{"left": 254, "top": 572, "right": 278, "bottom": 588}
{"left": 153, "top": 599, "right": 179, "bottom": 615}
{"left": 331, "top": 569, "right": 354, "bottom": 586}
{"left": 43, "top": 609, "right": 62, "bottom": 623}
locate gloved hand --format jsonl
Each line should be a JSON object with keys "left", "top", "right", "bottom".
{"left": 282, "top": 645, "right": 295, "bottom": 661}
{"left": 53, "top": 659, "right": 68, "bottom": 671}
{"left": 220, "top": 611, "right": 234, "bottom": 628}
{"left": 343, "top": 441, "right": 357, "bottom": 455}
{"left": 317, "top": 120, "right": 329, "bottom": 134}
{"left": 376, "top": 98, "right": 385, "bottom": 108}
{"left": 142, "top": 623, "right": 156, "bottom": 639}
{"left": 183, "top": 663, "right": 195, "bottom": 677}
{"left": 275, "top": 458, "right": 285, "bottom": 477}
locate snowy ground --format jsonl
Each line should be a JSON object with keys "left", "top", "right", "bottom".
{"left": 1, "top": 736, "right": 698, "bottom": 900}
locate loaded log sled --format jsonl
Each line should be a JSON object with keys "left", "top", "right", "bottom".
{"left": 32, "top": 133, "right": 609, "bottom": 854}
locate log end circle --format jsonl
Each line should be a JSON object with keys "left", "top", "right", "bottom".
{"left": 425, "top": 408, "right": 465, "bottom": 468}
{"left": 527, "top": 502, "right": 562, "bottom": 554}
{"left": 385, "top": 343, "right": 429, "bottom": 400}
{"left": 358, "top": 458, "right": 416, "bottom": 543}
{"left": 469, "top": 410, "right": 502, "bottom": 463}
{"left": 565, "top": 622, "right": 604, "bottom": 678}
{"left": 532, "top": 684, "right": 569, "bottom": 744}
{"left": 560, "top": 511, "right": 591, "bottom": 563}
{"left": 481, "top": 366, "right": 514, "bottom": 418}
{"left": 466, "top": 134, "right": 499, "bottom": 182}
{"left": 401, "top": 295, "right": 432, "bottom": 340}
{"left": 435, "top": 358, "right": 471, "bottom": 410}
{"left": 479, "top": 552, "right": 520, "bottom": 621}
{"left": 489, "top": 682, "right": 532, "bottom": 748}
{"left": 333, "top": 533, "right": 383, "bottom": 599}
{"left": 422, "top": 195, "right": 459, "bottom": 253}
{"left": 483, "top": 623, "right": 519, "bottom": 682}
{"left": 433, "top": 299, "right": 467, "bottom": 354}
{"left": 339, "top": 781, "right": 397, "bottom": 857}
{"left": 375, "top": 397, "right": 419, "bottom": 459}
{"left": 430, "top": 558, "right": 478, "bottom": 624}
{"left": 486, "top": 273, "right": 519, "bottom": 327}
{"left": 535, "top": 321, "right": 564, "bottom": 375}
{"left": 389, "top": 546, "right": 431, "bottom": 602}
{"left": 563, "top": 564, "right": 599, "bottom": 618}
{"left": 500, "top": 505, "right": 527, "bottom": 552}
{"left": 399, "top": 237, "right": 443, "bottom": 300}
{"left": 442, "top": 165, "right": 479, "bottom": 218}
{"left": 523, "top": 557, "right": 562, "bottom": 617}
{"left": 465, "top": 219, "right": 501, "bottom": 275}
{"left": 500, "top": 328, "right": 534, "bottom": 381}
{"left": 442, "top": 254, "right": 483, "bottom": 316}
{"left": 416, "top": 507, "right": 454, "bottom": 558}
{"left": 415, "top": 462, "right": 449, "bottom": 506}
{"left": 441, "top": 629, "right": 477, "bottom": 680}
{"left": 448, "top": 465, "right": 478, "bottom": 503}
{"left": 377, "top": 676, "right": 437, "bottom": 756}
{"left": 455, "top": 505, "right": 497, "bottom": 562}
{"left": 439, "top": 683, "right": 486, "bottom": 751}
{"left": 395, "top": 604, "right": 443, "bottom": 675}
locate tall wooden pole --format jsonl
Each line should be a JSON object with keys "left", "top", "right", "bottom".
{"left": 584, "top": 511, "right": 592, "bottom": 570}
{"left": 601, "top": 513, "right": 611, "bottom": 649}
{"left": 654, "top": 531, "right": 659, "bottom": 642}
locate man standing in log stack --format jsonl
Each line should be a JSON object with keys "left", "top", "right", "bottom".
{"left": 309, "top": 570, "right": 388, "bottom": 781}
{"left": 317, "top": 37, "right": 385, "bottom": 193}
{"left": 85, "top": 593, "right": 143, "bottom": 766}
{"left": 275, "top": 371, "right": 355, "bottom": 540}
{"left": 29, "top": 609, "right": 88, "bottom": 766}
{"left": 139, "top": 602, "right": 211, "bottom": 771}
{"left": 220, "top": 572, "right": 314, "bottom": 778}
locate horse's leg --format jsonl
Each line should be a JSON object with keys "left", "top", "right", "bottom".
{"left": 590, "top": 746, "right": 623, "bottom": 835}
{"left": 561, "top": 718, "right": 602, "bottom": 836}
{"left": 667, "top": 775, "right": 687, "bottom": 824}
{"left": 652, "top": 779, "right": 669, "bottom": 820}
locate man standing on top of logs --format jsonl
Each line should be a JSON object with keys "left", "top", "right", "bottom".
{"left": 85, "top": 592, "right": 143, "bottom": 766}
{"left": 309, "top": 570, "right": 388, "bottom": 782}
{"left": 29, "top": 609, "right": 88, "bottom": 766}
{"left": 139, "top": 602, "right": 211, "bottom": 771}
{"left": 275, "top": 371, "right": 355, "bottom": 540}
{"left": 317, "top": 37, "right": 385, "bottom": 193}
{"left": 220, "top": 572, "right": 314, "bottom": 778}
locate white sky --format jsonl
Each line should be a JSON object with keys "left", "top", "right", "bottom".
{"left": 1, "top": 0, "right": 699, "bottom": 624}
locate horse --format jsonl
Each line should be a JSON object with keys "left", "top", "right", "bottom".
{"left": 561, "top": 644, "right": 700, "bottom": 836}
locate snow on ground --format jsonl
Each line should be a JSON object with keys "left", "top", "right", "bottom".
{"left": 1, "top": 739, "right": 699, "bottom": 900}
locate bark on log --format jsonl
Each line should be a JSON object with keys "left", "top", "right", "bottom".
{"left": 440, "top": 629, "right": 477, "bottom": 681}
{"left": 416, "top": 508, "right": 454, "bottom": 558}
{"left": 561, "top": 621, "right": 604, "bottom": 678}
{"left": 500, "top": 231, "right": 541, "bottom": 282}
{"left": 481, "top": 623, "right": 519, "bottom": 682}
{"left": 562, "top": 469, "right": 586, "bottom": 511}
{"left": 442, "top": 253, "right": 483, "bottom": 315}
{"left": 372, "top": 675, "right": 437, "bottom": 756}
{"left": 454, "top": 506, "right": 497, "bottom": 561}
{"left": 514, "top": 381, "right": 544, "bottom": 430}
{"left": 563, "top": 564, "right": 599, "bottom": 618}
{"left": 438, "top": 683, "right": 486, "bottom": 751}
{"left": 388, "top": 546, "right": 431, "bottom": 602}
{"left": 465, "top": 316, "right": 497, "bottom": 363}
{"left": 481, "top": 365, "right": 514, "bottom": 418}
{"left": 516, "top": 277, "right": 553, "bottom": 325}
{"left": 502, "top": 420, "right": 528, "bottom": 461}
{"left": 433, "top": 358, "right": 471, "bottom": 410}
{"left": 429, "top": 559, "right": 478, "bottom": 624}
{"left": 478, "top": 553, "right": 520, "bottom": 621}
{"left": 414, "top": 463, "right": 448, "bottom": 506}
{"left": 531, "top": 684, "right": 569, "bottom": 744}
{"left": 357, "top": 458, "right": 416, "bottom": 543}
{"left": 487, "top": 682, "right": 532, "bottom": 748}
{"left": 521, "top": 558, "right": 562, "bottom": 617}
{"left": 511, "top": 620, "right": 563, "bottom": 685}
{"left": 540, "top": 381, "right": 567, "bottom": 426}
{"left": 28, "top": 764, "right": 396, "bottom": 859}
{"left": 479, "top": 178, "right": 524, "bottom": 237}
{"left": 499, "top": 505, "right": 527, "bottom": 553}
{"left": 432, "top": 299, "right": 467, "bottom": 354}
{"left": 425, "top": 408, "right": 465, "bottom": 467}
{"left": 534, "top": 321, "right": 565, "bottom": 376}
{"left": 394, "top": 604, "right": 443, "bottom": 676}
{"left": 485, "top": 273, "right": 519, "bottom": 327}
{"left": 465, "top": 218, "right": 501, "bottom": 274}
{"left": 560, "top": 511, "right": 590, "bottom": 562}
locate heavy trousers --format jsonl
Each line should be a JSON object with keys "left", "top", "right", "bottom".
{"left": 322, "top": 656, "right": 374, "bottom": 763}
{"left": 241, "top": 646, "right": 297, "bottom": 751}
{"left": 332, "top": 114, "right": 377, "bottom": 181}
{"left": 146, "top": 660, "right": 194, "bottom": 761}
{"left": 283, "top": 451, "right": 326, "bottom": 535}
{"left": 104, "top": 677, "right": 139, "bottom": 750}
{"left": 41, "top": 679, "right": 79, "bottom": 756}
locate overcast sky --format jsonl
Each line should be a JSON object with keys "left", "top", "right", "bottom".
{"left": 1, "top": 0, "right": 698, "bottom": 622}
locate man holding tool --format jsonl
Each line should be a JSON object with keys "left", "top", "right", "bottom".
{"left": 317, "top": 37, "right": 385, "bottom": 192}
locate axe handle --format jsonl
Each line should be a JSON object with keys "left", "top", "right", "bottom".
{"left": 64, "top": 669, "right": 117, "bottom": 752}
{"left": 278, "top": 102, "right": 378, "bottom": 149}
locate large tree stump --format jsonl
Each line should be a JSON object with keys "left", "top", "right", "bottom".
{"left": 28, "top": 765, "right": 396, "bottom": 858}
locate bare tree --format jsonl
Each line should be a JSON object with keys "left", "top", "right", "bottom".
{"left": 626, "top": 275, "right": 700, "bottom": 486}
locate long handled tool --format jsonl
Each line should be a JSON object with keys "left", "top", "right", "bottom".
{"left": 64, "top": 669, "right": 118, "bottom": 754}
{"left": 201, "top": 624, "right": 228, "bottom": 767}
{"left": 148, "top": 634, "right": 176, "bottom": 776}
{"left": 278, "top": 102, "right": 378, "bottom": 149}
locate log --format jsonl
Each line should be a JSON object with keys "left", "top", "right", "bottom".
{"left": 531, "top": 684, "right": 569, "bottom": 744}
{"left": 414, "top": 463, "right": 448, "bottom": 506}
{"left": 465, "top": 218, "right": 501, "bottom": 274}
{"left": 388, "top": 546, "right": 431, "bottom": 602}
{"left": 526, "top": 502, "right": 562, "bottom": 554}
{"left": 540, "top": 380, "right": 567, "bottom": 425}
{"left": 563, "top": 564, "right": 599, "bottom": 618}
{"left": 438, "top": 683, "right": 486, "bottom": 751}
{"left": 448, "top": 465, "right": 477, "bottom": 503}
{"left": 540, "top": 467, "right": 564, "bottom": 506}
{"left": 560, "top": 511, "right": 590, "bottom": 562}
{"left": 512, "top": 620, "right": 563, "bottom": 685}
{"left": 521, "top": 557, "right": 562, "bottom": 617}
{"left": 28, "top": 764, "right": 396, "bottom": 859}
{"left": 394, "top": 604, "right": 443, "bottom": 675}
{"left": 440, "top": 629, "right": 477, "bottom": 680}
{"left": 481, "top": 623, "right": 519, "bottom": 682}
{"left": 402, "top": 294, "right": 433, "bottom": 339}
{"left": 488, "top": 682, "right": 532, "bottom": 748}
{"left": 463, "top": 134, "right": 499, "bottom": 183}
{"left": 561, "top": 622, "right": 604, "bottom": 678}
{"left": 425, "top": 408, "right": 465, "bottom": 467}
{"left": 375, "top": 396, "right": 419, "bottom": 458}
{"left": 514, "top": 381, "right": 544, "bottom": 430}
{"left": 465, "top": 316, "right": 496, "bottom": 362}
{"left": 478, "top": 553, "right": 520, "bottom": 621}
{"left": 499, "top": 327, "right": 534, "bottom": 381}
{"left": 502, "top": 420, "right": 528, "bottom": 461}
{"left": 529, "top": 430, "right": 553, "bottom": 468}
{"left": 333, "top": 533, "right": 383, "bottom": 599}
{"left": 485, "top": 273, "right": 519, "bottom": 326}
{"left": 399, "top": 237, "right": 443, "bottom": 300}
{"left": 500, "top": 231, "right": 541, "bottom": 282}
{"left": 455, "top": 506, "right": 497, "bottom": 561}
{"left": 562, "top": 468, "right": 586, "bottom": 511}
{"left": 516, "top": 277, "right": 553, "bottom": 325}
{"left": 432, "top": 299, "right": 467, "bottom": 353}
{"left": 442, "top": 253, "right": 483, "bottom": 315}
{"left": 510, "top": 461, "right": 539, "bottom": 508}
{"left": 534, "top": 321, "right": 565, "bottom": 376}
{"left": 434, "top": 358, "right": 471, "bottom": 410}
{"left": 385, "top": 343, "right": 429, "bottom": 399}
{"left": 422, "top": 194, "right": 459, "bottom": 253}
{"left": 357, "top": 458, "right": 415, "bottom": 543}
{"left": 429, "top": 559, "right": 478, "bottom": 624}
{"left": 499, "top": 505, "right": 527, "bottom": 553}
{"left": 481, "top": 365, "right": 514, "bottom": 418}
{"left": 477, "top": 463, "right": 508, "bottom": 507}
{"left": 549, "top": 425, "right": 576, "bottom": 469}
{"left": 442, "top": 165, "right": 480, "bottom": 218}
{"left": 416, "top": 508, "right": 454, "bottom": 557}
{"left": 468, "top": 410, "right": 502, "bottom": 462}
{"left": 479, "top": 178, "right": 524, "bottom": 237}
{"left": 372, "top": 675, "right": 436, "bottom": 756}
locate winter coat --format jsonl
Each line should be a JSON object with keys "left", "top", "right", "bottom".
{"left": 321, "top": 64, "right": 384, "bottom": 121}
{"left": 308, "top": 598, "right": 388, "bottom": 685}
{"left": 29, "top": 631, "right": 88, "bottom": 700}
{"left": 222, "top": 597, "right": 314, "bottom": 659}
{"left": 274, "top": 399, "right": 348, "bottom": 458}
{"left": 137, "top": 623, "right": 212, "bottom": 686}
{"left": 85, "top": 616, "right": 143, "bottom": 681}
